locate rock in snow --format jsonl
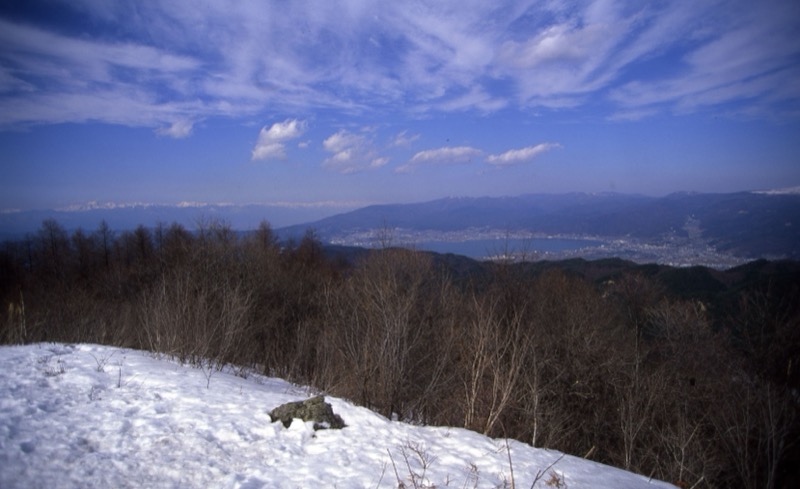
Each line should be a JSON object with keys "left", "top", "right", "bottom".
{"left": 269, "top": 396, "right": 345, "bottom": 430}
{"left": 0, "top": 343, "right": 676, "bottom": 488}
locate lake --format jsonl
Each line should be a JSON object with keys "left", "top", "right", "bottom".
{"left": 413, "top": 237, "right": 604, "bottom": 259}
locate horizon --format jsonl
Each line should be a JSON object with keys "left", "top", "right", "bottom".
{"left": 4, "top": 185, "right": 799, "bottom": 214}
{"left": 2, "top": 1, "right": 799, "bottom": 212}
{"left": 2, "top": 187, "right": 798, "bottom": 237}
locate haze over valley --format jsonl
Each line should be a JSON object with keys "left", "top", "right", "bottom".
{"left": 4, "top": 189, "right": 798, "bottom": 268}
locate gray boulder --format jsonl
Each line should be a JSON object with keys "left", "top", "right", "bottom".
{"left": 269, "top": 396, "right": 345, "bottom": 430}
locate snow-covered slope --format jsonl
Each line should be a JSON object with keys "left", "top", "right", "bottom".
{"left": 0, "top": 344, "right": 675, "bottom": 489}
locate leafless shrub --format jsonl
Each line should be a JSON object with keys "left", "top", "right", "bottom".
{"left": 88, "top": 349, "right": 118, "bottom": 372}
{"left": 138, "top": 266, "right": 253, "bottom": 368}
{"left": 41, "top": 354, "right": 66, "bottom": 377}
{"left": 525, "top": 453, "right": 566, "bottom": 489}
{"left": 387, "top": 441, "right": 438, "bottom": 489}
{"left": 461, "top": 293, "right": 529, "bottom": 436}
{"left": 543, "top": 471, "right": 566, "bottom": 488}
{"left": 318, "top": 248, "right": 445, "bottom": 420}
{"left": 711, "top": 380, "right": 795, "bottom": 489}
{"left": 5, "top": 290, "right": 26, "bottom": 344}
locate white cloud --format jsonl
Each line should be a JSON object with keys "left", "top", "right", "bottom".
{"left": 411, "top": 146, "right": 483, "bottom": 164}
{"left": 486, "top": 143, "right": 562, "bottom": 166}
{"left": 322, "top": 129, "right": 387, "bottom": 173}
{"left": 437, "top": 87, "right": 508, "bottom": 112}
{"left": 157, "top": 119, "right": 194, "bottom": 138}
{"left": 606, "top": 108, "right": 658, "bottom": 122}
{"left": 493, "top": 13, "right": 630, "bottom": 103}
{"left": 398, "top": 146, "right": 482, "bottom": 172}
{"left": 399, "top": 143, "right": 560, "bottom": 172}
{"left": 390, "top": 130, "right": 420, "bottom": 147}
{"left": 323, "top": 130, "right": 362, "bottom": 155}
{"left": 251, "top": 119, "right": 307, "bottom": 161}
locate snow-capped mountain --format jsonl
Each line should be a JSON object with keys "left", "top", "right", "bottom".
{"left": 752, "top": 186, "right": 800, "bottom": 195}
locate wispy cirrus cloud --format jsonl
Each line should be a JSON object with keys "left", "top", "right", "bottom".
{"left": 605, "top": 1, "right": 800, "bottom": 118}
{"left": 0, "top": 18, "right": 203, "bottom": 133}
{"left": 606, "top": 108, "right": 659, "bottom": 122}
{"left": 0, "top": 0, "right": 798, "bottom": 133}
{"left": 486, "top": 143, "right": 562, "bottom": 166}
{"left": 390, "top": 130, "right": 420, "bottom": 148}
{"left": 251, "top": 119, "right": 307, "bottom": 161}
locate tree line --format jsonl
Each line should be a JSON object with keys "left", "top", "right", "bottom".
{"left": 1, "top": 218, "right": 798, "bottom": 489}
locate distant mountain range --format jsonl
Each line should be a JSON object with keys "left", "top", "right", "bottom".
{"left": 3, "top": 191, "right": 799, "bottom": 262}
{"left": 278, "top": 192, "right": 800, "bottom": 260}
{"left": 0, "top": 202, "right": 358, "bottom": 241}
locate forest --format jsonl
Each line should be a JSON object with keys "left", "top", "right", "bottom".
{"left": 1, "top": 218, "right": 798, "bottom": 489}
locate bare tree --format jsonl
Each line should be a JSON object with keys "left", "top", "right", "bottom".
{"left": 37, "top": 219, "right": 71, "bottom": 279}
{"left": 461, "top": 292, "right": 530, "bottom": 436}
{"left": 93, "top": 220, "right": 114, "bottom": 270}
{"left": 318, "top": 248, "right": 442, "bottom": 420}
{"left": 712, "top": 379, "right": 795, "bottom": 489}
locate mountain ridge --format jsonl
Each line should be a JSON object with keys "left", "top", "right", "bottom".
{"left": 277, "top": 191, "right": 800, "bottom": 261}
{"left": 3, "top": 191, "right": 798, "bottom": 262}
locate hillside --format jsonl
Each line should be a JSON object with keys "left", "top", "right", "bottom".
{"left": 0, "top": 343, "right": 676, "bottom": 489}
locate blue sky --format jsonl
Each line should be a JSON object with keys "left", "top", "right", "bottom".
{"left": 1, "top": 0, "right": 799, "bottom": 213}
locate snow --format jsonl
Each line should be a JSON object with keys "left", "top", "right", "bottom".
{"left": 752, "top": 186, "right": 800, "bottom": 195}
{"left": 0, "top": 343, "right": 676, "bottom": 489}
